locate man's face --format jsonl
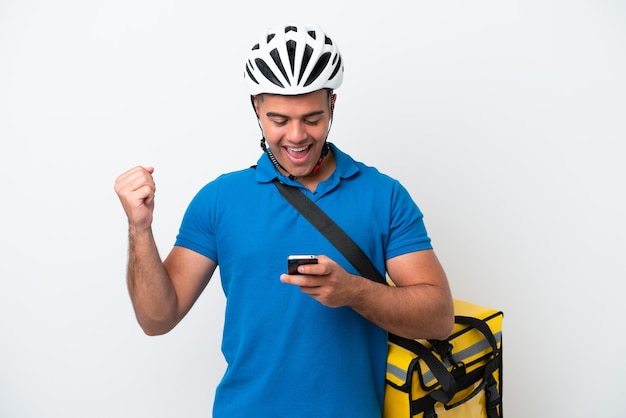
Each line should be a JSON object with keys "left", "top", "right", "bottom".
{"left": 255, "top": 89, "right": 334, "bottom": 179}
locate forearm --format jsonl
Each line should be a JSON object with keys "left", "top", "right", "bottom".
{"left": 127, "top": 226, "right": 179, "bottom": 335}
{"left": 350, "top": 278, "right": 454, "bottom": 340}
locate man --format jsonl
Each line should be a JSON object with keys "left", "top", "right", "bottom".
{"left": 114, "top": 24, "right": 453, "bottom": 418}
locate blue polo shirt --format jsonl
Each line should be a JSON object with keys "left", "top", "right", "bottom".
{"left": 175, "top": 144, "right": 432, "bottom": 418}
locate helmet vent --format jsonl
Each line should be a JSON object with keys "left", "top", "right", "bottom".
{"left": 254, "top": 58, "right": 284, "bottom": 88}
{"left": 329, "top": 55, "right": 342, "bottom": 81}
{"left": 245, "top": 63, "right": 259, "bottom": 85}
{"left": 304, "top": 52, "right": 331, "bottom": 87}
{"left": 270, "top": 48, "right": 290, "bottom": 86}
{"left": 286, "top": 40, "right": 297, "bottom": 76}
{"left": 298, "top": 44, "right": 314, "bottom": 84}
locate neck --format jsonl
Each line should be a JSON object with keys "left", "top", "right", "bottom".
{"left": 294, "top": 149, "right": 335, "bottom": 192}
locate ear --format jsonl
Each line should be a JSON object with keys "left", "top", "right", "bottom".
{"left": 330, "top": 93, "right": 337, "bottom": 115}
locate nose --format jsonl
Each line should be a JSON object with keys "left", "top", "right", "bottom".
{"left": 286, "top": 120, "right": 307, "bottom": 143}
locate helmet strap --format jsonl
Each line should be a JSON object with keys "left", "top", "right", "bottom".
{"left": 260, "top": 137, "right": 295, "bottom": 180}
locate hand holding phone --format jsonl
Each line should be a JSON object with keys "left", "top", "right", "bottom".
{"left": 287, "top": 255, "right": 319, "bottom": 275}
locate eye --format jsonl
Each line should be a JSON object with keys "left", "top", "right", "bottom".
{"left": 304, "top": 118, "right": 321, "bottom": 126}
{"left": 271, "top": 118, "right": 287, "bottom": 127}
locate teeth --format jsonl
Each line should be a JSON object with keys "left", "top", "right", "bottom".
{"left": 288, "top": 146, "right": 308, "bottom": 152}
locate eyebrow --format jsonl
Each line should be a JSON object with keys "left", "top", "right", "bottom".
{"left": 265, "top": 110, "right": 325, "bottom": 119}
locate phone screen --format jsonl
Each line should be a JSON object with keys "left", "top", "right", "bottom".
{"left": 287, "top": 255, "right": 318, "bottom": 275}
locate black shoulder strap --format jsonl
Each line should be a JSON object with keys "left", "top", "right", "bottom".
{"left": 272, "top": 179, "right": 387, "bottom": 285}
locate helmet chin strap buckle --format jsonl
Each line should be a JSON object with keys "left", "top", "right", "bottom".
{"left": 312, "top": 142, "right": 330, "bottom": 174}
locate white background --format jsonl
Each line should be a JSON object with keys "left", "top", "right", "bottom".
{"left": 1, "top": 1, "right": 625, "bottom": 417}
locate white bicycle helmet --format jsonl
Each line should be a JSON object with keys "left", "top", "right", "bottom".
{"left": 244, "top": 24, "right": 344, "bottom": 96}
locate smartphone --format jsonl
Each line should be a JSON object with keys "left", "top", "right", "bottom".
{"left": 287, "top": 255, "right": 319, "bottom": 275}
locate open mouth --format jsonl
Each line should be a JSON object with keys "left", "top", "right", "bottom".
{"left": 284, "top": 145, "right": 312, "bottom": 162}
